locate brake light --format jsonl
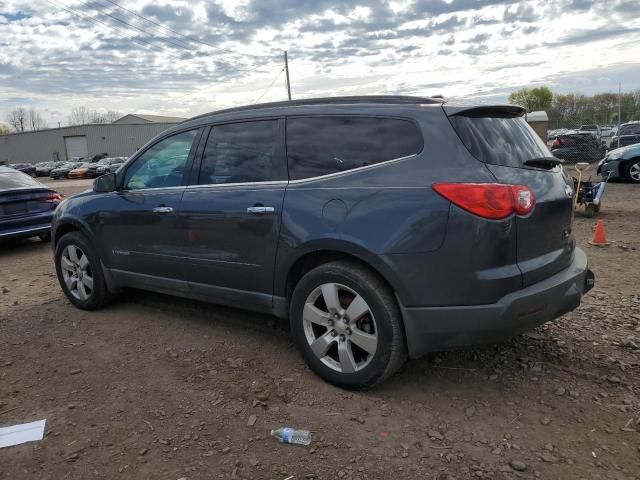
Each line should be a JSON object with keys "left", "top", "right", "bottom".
{"left": 551, "top": 138, "right": 560, "bottom": 149}
{"left": 40, "top": 193, "right": 64, "bottom": 203}
{"left": 432, "top": 183, "right": 535, "bottom": 220}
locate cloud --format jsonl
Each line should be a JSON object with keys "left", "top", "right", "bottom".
{"left": 503, "top": 2, "right": 538, "bottom": 23}
{"left": 460, "top": 44, "right": 490, "bottom": 55}
{"left": 549, "top": 26, "right": 640, "bottom": 46}
{"left": 0, "top": 0, "right": 638, "bottom": 125}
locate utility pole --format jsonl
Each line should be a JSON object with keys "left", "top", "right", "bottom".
{"left": 617, "top": 82, "right": 622, "bottom": 127}
{"left": 284, "top": 50, "right": 292, "bottom": 101}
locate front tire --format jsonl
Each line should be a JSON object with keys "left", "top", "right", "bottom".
{"left": 290, "top": 261, "right": 406, "bottom": 389}
{"left": 54, "top": 232, "right": 112, "bottom": 310}
{"left": 625, "top": 159, "right": 640, "bottom": 183}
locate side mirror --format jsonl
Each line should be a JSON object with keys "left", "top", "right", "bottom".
{"left": 93, "top": 172, "right": 116, "bottom": 193}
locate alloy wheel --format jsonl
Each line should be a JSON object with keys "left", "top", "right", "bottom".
{"left": 302, "top": 283, "right": 378, "bottom": 373}
{"left": 60, "top": 244, "right": 94, "bottom": 301}
{"left": 630, "top": 162, "right": 640, "bottom": 182}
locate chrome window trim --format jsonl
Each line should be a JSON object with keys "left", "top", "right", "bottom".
{"left": 287, "top": 153, "right": 417, "bottom": 185}
{"left": 117, "top": 185, "right": 186, "bottom": 194}
{"left": 186, "top": 181, "right": 287, "bottom": 190}
{"left": 187, "top": 153, "right": 418, "bottom": 189}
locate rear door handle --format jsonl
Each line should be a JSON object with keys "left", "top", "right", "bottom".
{"left": 152, "top": 206, "right": 173, "bottom": 214}
{"left": 246, "top": 206, "right": 275, "bottom": 214}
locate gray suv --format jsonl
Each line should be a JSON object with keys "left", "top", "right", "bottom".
{"left": 52, "top": 96, "right": 594, "bottom": 389}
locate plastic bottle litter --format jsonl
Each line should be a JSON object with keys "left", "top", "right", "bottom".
{"left": 270, "top": 427, "right": 311, "bottom": 445}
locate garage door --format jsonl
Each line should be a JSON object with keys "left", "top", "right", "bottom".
{"left": 64, "top": 136, "right": 88, "bottom": 160}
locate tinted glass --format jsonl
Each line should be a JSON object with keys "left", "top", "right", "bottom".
{"left": 449, "top": 114, "right": 551, "bottom": 167}
{"left": 198, "top": 120, "right": 283, "bottom": 185}
{"left": 558, "top": 135, "right": 591, "bottom": 147}
{"left": 286, "top": 117, "right": 422, "bottom": 180}
{"left": 125, "top": 130, "right": 197, "bottom": 190}
{"left": 619, "top": 124, "right": 640, "bottom": 135}
{"left": 0, "top": 172, "right": 41, "bottom": 189}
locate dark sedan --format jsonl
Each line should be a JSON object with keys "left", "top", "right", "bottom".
{"left": 9, "top": 163, "right": 37, "bottom": 177}
{"left": 36, "top": 161, "right": 66, "bottom": 177}
{"left": 0, "top": 166, "right": 63, "bottom": 241}
{"left": 50, "top": 162, "right": 82, "bottom": 180}
{"left": 86, "top": 157, "right": 127, "bottom": 178}
{"left": 550, "top": 131, "right": 606, "bottom": 163}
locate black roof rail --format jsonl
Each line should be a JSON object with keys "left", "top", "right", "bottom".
{"left": 187, "top": 95, "right": 444, "bottom": 122}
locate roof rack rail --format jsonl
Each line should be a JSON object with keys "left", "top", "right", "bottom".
{"left": 188, "top": 95, "right": 444, "bottom": 121}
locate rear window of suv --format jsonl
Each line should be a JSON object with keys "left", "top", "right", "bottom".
{"left": 287, "top": 116, "right": 422, "bottom": 180}
{"left": 449, "top": 113, "right": 551, "bottom": 168}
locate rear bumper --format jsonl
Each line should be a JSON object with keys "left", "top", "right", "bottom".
{"left": 401, "top": 247, "right": 593, "bottom": 358}
{"left": 0, "top": 211, "right": 54, "bottom": 240}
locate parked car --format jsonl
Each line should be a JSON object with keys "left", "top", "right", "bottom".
{"left": 579, "top": 124, "right": 601, "bottom": 138}
{"left": 78, "top": 153, "right": 109, "bottom": 164}
{"left": 609, "top": 121, "right": 640, "bottom": 150}
{"left": 50, "top": 162, "right": 82, "bottom": 180}
{"left": 9, "top": 163, "right": 36, "bottom": 177}
{"left": 547, "top": 128, "right": 568, "bottom": 141}
{"left": 550, "top": 131, "right": 606, "bottom": 163}
{"left": 599, "top": 125, "right": 616, "bottom": 137}
{"left": 597, "top": 142, "right": 640, "bottom": 183}
{"left": 52, "top": 96, "right": 593, "bottom": 388}
{"left": 36, "top": 161, "right": 66, "bottom": 177}
{"left": 86, "top": 157, "right": 127, "bottom": 178}
{"left": 0, "top": 166, "right": 63, "bottom": 241}
{"left": 68, "top": 162, "right": 92, "bottom": 179}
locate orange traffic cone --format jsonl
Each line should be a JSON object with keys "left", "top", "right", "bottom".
{"left": 589, "top": 220, "right": 609, "bottom": 247}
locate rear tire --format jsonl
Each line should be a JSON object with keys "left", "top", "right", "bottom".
{"left": 290, "top": 261, "right": 406, "bottom": 389}
{"left": 54, "top": 232, "right": 112, "bottom": 310}
{"left": 624, "top": 159, "right": 640, "bottom": 183}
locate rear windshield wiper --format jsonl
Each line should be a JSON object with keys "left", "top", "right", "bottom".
{"left": 524, "top": 157, "right": 564, "bottom": 169}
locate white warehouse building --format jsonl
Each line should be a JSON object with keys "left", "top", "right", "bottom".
{"left": 0, "top": 114, "right": 186, "bottom": 165}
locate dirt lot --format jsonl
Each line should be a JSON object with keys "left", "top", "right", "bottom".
{"left": 1, "top": 177, "right": 639, "bottom": 480}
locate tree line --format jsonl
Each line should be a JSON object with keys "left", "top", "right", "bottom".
{"left": 508, "top": 87, "right": 640, "bottom": 128}
{"left": 1, "top": 106, "right": 123, "bottom": 133}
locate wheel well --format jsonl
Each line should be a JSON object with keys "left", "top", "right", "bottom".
{"left": 54, "top": 223, "right": 80, "bottom": 247}
{"left": 285, "top": 250, "right": 395, "bottom": 302}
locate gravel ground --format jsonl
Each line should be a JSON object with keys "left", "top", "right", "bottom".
{"left": 1, "top": 177, "right": 639, "bottom": 480}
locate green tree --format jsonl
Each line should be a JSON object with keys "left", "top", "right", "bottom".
{"left": 0, "top": 123, "right": 9, "bottom": 135}
{"left": 508, "top": 86, "right": 553, "bottom": 112}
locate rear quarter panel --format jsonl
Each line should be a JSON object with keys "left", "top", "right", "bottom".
{"left": 274, "top": 105, "right": 516, "bottom": 306}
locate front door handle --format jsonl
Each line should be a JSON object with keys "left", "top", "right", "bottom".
{"left": 247, "top": 206, "right": 275, "bottom": 214}
{"left": 152, "top": 206, "right": 173, "bottom": 214}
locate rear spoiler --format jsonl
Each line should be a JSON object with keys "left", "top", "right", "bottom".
{"left": 443, "top": 104, "right": 526, "bottom": 118}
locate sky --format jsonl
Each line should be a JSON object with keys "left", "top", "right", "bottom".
{"left": 0, "top": 0, "right": 639, "bottom": 126}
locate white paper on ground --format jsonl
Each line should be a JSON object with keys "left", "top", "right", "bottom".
{"left": 0, "top": 419, "right": 46, "bottom": 448}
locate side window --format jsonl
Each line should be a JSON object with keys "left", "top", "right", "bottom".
{"left": 124, "top": 130, "right": 197, "bottom": 190}
{"left": 198, "top": 120, "right": 283, "bottom": 185}
{"left": 286, "top": 117, "right": 423, "bottom": 180}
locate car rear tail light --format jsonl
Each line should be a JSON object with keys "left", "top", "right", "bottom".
{"left": 40, "top": 193, "right": 64, "bottom": 203}
{"left": 432, "top": 183, "right": 535, "bottom": 220}
{"left": 551, "top": 138, "right": 560, "bottom": 149}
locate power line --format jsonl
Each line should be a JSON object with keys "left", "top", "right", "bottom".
{"left": 98, "top": 0, "right": 270, "bottom": 63}
{"left": 253, "top": 67, "right": 285, "bottom": 104}
{"left": 47, "top": 0, "right": 269, "bottom": 75}
{"left": 85, "top": 0, "right": 269, "bottom": 70}
{"left": 46, "top": 0, "right": 191, "bottom": 63}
